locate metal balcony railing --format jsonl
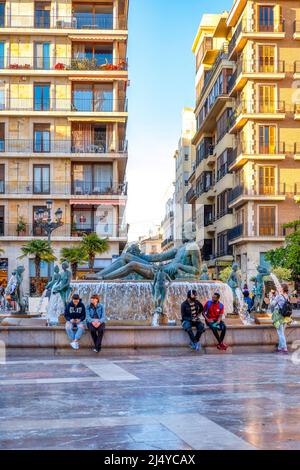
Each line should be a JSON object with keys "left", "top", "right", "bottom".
{"left": 200, "top": 44, "right": 229, "bottom": 99}
{"left": 0, "top": 139, "right": 128, "bottom": 154}
{"left": 0, "top": 56, "right": 128, "bottom": 71}
{"left": 0, "top": 223, "right": 128, "bottom": 238}
{"left": 228, "top": 18, "right": 285, "bottom": 55}
{"left": 0, "top": 13, "right": 127, "bottom": 30}
{"left": 186, "top": 187, "right": 196, "bottom": 202}
{"left": 228, "top": 60, "right": 285, "bottom": 92}
{"left": 0, "top": 181, "right": 128, "bottom": 196}
{"left": 0, "top": 98, "right": 128, "bottom": 112}
{"left": 228, "top": 223, "right": 288, "bottom": 240}
{"left": 229, "top": 100, "right": 286, "bottom": 128}
{"left": 231, "top": 141, "right": 287, "bottom": 161}
{"left": 228, "top": 183, "right": 290, "bottom": 204}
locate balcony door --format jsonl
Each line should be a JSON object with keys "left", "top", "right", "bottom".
{"left": 259, "top": 166, "right": 275, "bottom": 195}
{"left": 34, "top": 124, "right": 50, "bottom": 152}
{"left": 34, "top": 83, "right": 50, "bottom": 111}
{"left": 35, "top": 2, "right": 51, "bottom": 28}
{"left": 258, "top": 6, "right": 274, "bottom": 32}
{"left": 258, "top": 45, "right": 275, "bottom": 73}
{"left": 0, "top": 3, "right": 5, "bottom": 28}
{"left": 259, "top": 206, "right": 276, "bottom": 236}
{"left": 73, "top": 83, "right": 113, "bottom": 112}
{"left": 33, "top": 165, "right": 50, "bottom": 194}
{"left": 34, "top": 43, "right": 50, "bottom": 70}
{"left": 73, "top": 3, "right": 113, "bottom": 30}
{"left": 259, "top": 125, "right": 276, "bottom": 154}
{"left": 72, "top": 163, "right": 113, "bottom": 195}
{"left": 0, "top": 205, "right": 4, "bottom": 235}
{"left": 0, "top": 164, "right": 4, "bottom": 193}
{"left": 259, "top": 85, "right": 276, "bottom": 113}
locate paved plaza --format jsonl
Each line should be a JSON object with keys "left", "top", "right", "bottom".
{"left": 1, "top": 353, "right": 300, "bottom": 450}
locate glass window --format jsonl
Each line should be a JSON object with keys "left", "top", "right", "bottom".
{"left": 35, "top": 2, "right": 51, "bottom": 28}
{"left": 34, "top": 83, "right": 50, "bottom": 111}
{"left": 0, "top": 163, "right": 4, "bottom": 193}
{"left": 258, "top": 6, "right": 274, "bottom": 32}
{"left": 33, "top": 165, "right": 50, "bottom": 194}
{"left": 0, "top": 3, "right": 5, "bottom": 28}
{"left": 0, "top": 42, "right": 4, "bottom": 69}
{"left": 34, "top": 124, "right": 50, "bottom": 152}
{"left": 0, "top": 122, "right": 4, "bottom": 151}
{"left": 34, "top": 43, "right": 50, "bottom": 70}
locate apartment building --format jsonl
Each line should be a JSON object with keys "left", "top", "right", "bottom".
{"left": 161, "top": 194, "right": 175, "bottom": 252}
{"left": 190, "top": 1, "right": 300, "bottom": 282}
{"left": 139, "top": 231, "right": 162, "bottom": 256}
{"left": 0, "top": 0, "right": 129, "bottom": 290}
{"left": 174, "top": 108, "right": 196, "bottom": 246}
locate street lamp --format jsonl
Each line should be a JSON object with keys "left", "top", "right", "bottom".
{"left": 34, "top": 200, "right": 63, "bottom": 281}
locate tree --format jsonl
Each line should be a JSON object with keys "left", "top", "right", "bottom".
{"left": 60, "top": 246, "right": 88, "bottom": 279}
{"left": 20, "top": 240, "right": 56, "bottom": 279}
{"left": 80, "top": 233, "right": 109, "bottom": 271}
{"left": 219, "top": 266, "right": 232, "bottom": 283}
{"left": 265, "top": 221, "right": 300, "bottom": 279}
{"left": 271, "top": 267, "right": 292, "bottom": 282}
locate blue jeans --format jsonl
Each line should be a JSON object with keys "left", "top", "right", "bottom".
{"left": 65, "top": 322, "right": 85, "bottom": 342}
{"left": 182, "top": 320, "right": 205, "bottom": 344}
{"left": 276, "top": 324, "right": 287, "bottom": 350}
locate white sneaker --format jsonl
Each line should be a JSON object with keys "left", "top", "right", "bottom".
{"left": 70, "top": 341, "right": 77, "bottom": 350}
{"left": 75, "top": 342, "right": 80, "bottom": 350}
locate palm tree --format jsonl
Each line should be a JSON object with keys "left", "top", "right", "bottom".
{"left": 60, "top": 246, "right": 88, "bottom": 279}
{"left": 20, "top": 240, "right": 56, "bottom": 279}
{"left": 80, "top": 233, "right": 109, "bottom": 272}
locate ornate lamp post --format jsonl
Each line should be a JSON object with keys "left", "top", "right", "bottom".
{"left": 34, "top": 200, "right": 63, "bottom": 281}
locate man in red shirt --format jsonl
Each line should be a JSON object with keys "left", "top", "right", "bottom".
{"left": 203, "top": 293, "right": 228, "bottom": 351}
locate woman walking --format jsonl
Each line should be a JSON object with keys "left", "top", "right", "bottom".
{"left": 86, "top": 294, "right": 106, "bottom": 353}
{"left": 271, "top": 284, "right": 293, "bottom": 354}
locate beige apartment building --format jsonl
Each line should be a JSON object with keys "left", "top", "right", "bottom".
{"left": 139, "top": 231, "right": 162, "bottom": 256}
{"left": 0, "top": 0, "right": 129, "bottom": 291}
{"left": 174, "top": 107, "right": 196, "bottom": 246}
{"left": 189, "top": 1, "right": 300, "bottom": 282}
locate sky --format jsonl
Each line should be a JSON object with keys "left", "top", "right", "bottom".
{"left": 126, "top": 0, "right": 232, "bottom": 241}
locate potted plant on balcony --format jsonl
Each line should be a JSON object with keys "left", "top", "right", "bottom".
{"left": 54, "top": 62, "right": 65, "bottom": 70}
{"left": 16, "top": 217, "right": 26, "bottom": 236}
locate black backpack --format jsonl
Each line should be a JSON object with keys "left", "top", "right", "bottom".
{"left": 279, "top": 299, "right": 293, "bottom": 318}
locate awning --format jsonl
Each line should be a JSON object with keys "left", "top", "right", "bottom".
{"left": 68, "top": 117, "right": 127, "bottom": 123}
{"left": 68, "top": 35, "right": 127, "bottom": 42}
{"left": 70, "top": 199, "right": 126, "bottom": 205}
{"left": 69, "top": 76, "right": 128, "bottom": 82}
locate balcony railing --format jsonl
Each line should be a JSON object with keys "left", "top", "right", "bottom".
{"left": 186, "top": 187, "right": 196, "bottom": 202}
{"left": 294, "top": 103, "right": 300, "bottom": 114}
{"left": 228, "top": 223, "right": 287, "bottom": 241}
{"left": 228, "top": 183, "right": 290, "bottom": 204}
{"left": 229, "top": 141, "right": 287, "bottom": 166}
{"left": 229, "top": 100, "right": 286, "bottom": 128}
{"left": 0, "top": 98, "right": 128, "bottom": 112}
{"left": 0, "top": 223, "right": 128, "bottom": 238}
{"left": 0, "top": 56, "right": 128, "bottom": 71}
{"left": 0, "top": 181, "right": 128, "bottom": 196}
{"left": 200, "top": 44, "right": 229, "bottom": 99}
{"left": 0, "top": 139, "right": 128, "bottom": 154}
{"left": 228, "top": 60, "right": 285, "bottom": 92}
{"left": 161, "top": 236, "right": 174, "bottom": 248}
{"left": 294, "top": 21, "right": 300, "bottom": 33}
{"left": 0, "top": 13, "right": 127, "bottom": 30}
{"left": 228, "top": 18, "right": 285, "bottom": 55}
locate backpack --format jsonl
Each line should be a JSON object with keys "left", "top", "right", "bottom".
{"left": 279, "top": 299, "right": 293, "bottom": 318}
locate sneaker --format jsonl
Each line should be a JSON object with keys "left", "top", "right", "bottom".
{"left": 75, "top": 342, "right": 80, "bottom": 350}
{"left": 217, "top": 344, "right": 223, "bottom": 350}
{"left": 281, "top": 349, "right": 289, "bottom": 354}
{"left": 195, "top": 343, "right": 201, "bottom": 351}
{"left": 220, "top": 342, "right": 228, "bottom": 350}
{"left": 93, "top": 348, "right": 100, "bottom": 353}
{"left": 189, "top": 342, "right": 196, "bottom": 350}
{"left": 70, "top": 341, "right": 77, "bottom": 350}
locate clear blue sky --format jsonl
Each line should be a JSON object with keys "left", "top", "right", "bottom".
{"left": 126, "top": 0, "right": 232, "bottom": 241}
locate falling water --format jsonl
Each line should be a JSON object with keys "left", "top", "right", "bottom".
{"left": 270, "top": 273, "right": 282, "bottom": 292}
{"left": 235, "top": 287, "right": 252, "bottom": 325}
{"left": 36, "top": 289, "right": 48, "bottom": 315}
{"left": 46, "top": 293, "right": 65, "bottom": 326}
{"left": 71, "top": 280, "right": 234, "bottom": 323}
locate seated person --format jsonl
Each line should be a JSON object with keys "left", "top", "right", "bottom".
{"left": 203, "top": 293, "right": 228, "bottom": 351}
{"left": 64, "top": 293, "right": 86, "bottom": 350}
{"left": 181, "top": 289, "right": 205, "bottom": 351}
{"left": 86, "top": 294, "right": 106, "bottom": 353}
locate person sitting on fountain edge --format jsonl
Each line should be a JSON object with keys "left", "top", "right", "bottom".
{"left": 181, "top": 290, "right": 205, "bottom": 351}
{"left": 203, "top": 293, "right": 228, "bottom": 351}
{"left": 64, "top": 293, "right": 86, "bottom": 350}
{"left": 86, "top": 294, "right": 106, "bottom": 353}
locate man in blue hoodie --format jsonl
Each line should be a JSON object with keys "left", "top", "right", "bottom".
{"left": 64, "top": 293, "right": 86, "bottom": 350}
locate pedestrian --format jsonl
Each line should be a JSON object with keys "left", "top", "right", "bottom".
{"left": 86, "top": 294, "right": 106, "bottom": 353}
{"left": 203, "top": 293, "right": 228, "bottom": 351}
{"left": 243, "top": 290, "right": 253, "bottom": 314}
{"left": 181, "top": 289, "right": 205, "bottom": 351}
{"left": 64, "top": 293, "right": 86, "bottom": 350}
{"left": 270, "top": 284, "right": 293, "bottom": 354}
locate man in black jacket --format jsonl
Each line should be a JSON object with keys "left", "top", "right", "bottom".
{"left": 181, "top": 290, "right": 205, "bottom": 351}
{"left": 64, "top": 293, "right": 86, "bottom": 350}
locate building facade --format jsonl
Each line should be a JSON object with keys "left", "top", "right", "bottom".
{"left": 161, "top": 194, "right": 175, "bottom": 252}
{"left": 174, "top": 108, "right": 196, "bottom": 246}
{"left": 0, "top": 0, "right": 129, "bottom": 291}
{"left": 190, "top": 1, "right": 300, "bottom": 282}
{"left": 139, "top": 231, "right": 162, "bottom": 256}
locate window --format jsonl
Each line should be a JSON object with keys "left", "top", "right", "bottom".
{"left": 0, "top": 205, "right": 4, "bottom": 235}
{"left": 35, "top": 2, "right": 51, "bottom": 28}
{"left": 71, "top": 205, "right": 114, "bottom": 236}
{"left": 259, "top": 85, "right": 276, "bottom": 113}
{"left": 216, "top": 108, "right": 232, "bottom": 142}
{"left": 258, "top": 6, "right": 274, "bottom": 32}
{"left": 0, "top": 83, "right": 5, "bottom": 110}
{"left": 217, "top": 231, "right": 232, "bottom": 257}
{"left": 73, "top": 3, "right": 113, "bottom": 30}
{"left": 33, "top": 205, "right": 47, "bottom": 236}
{"left": 0, "top": 42, "right": 4, "bottom": 69}
{"left": 72, "top": 163, "right": 113, "bottom": 195}
{"left": 217, "top": 191, "right": 231, "bottom": 219}
{"left": 33, "top": 165, "right": 50, "bottom": 194}
{"left": 34, "top": 43, "right": 50, "bottom": 70}
{"left": 34, "top": 83, "right": 50, "bottom": 111}
{"left": 0, "top": 122, "right": 4, "bottom": 151}
{"left": 259, "top": 45, "right": 275, "bottom": 73}
{"left": 0, "top": 164, "right": 4, "bottom": 193}
{"left": 34, "top": 124, "right": 50, "bottom": 152}
{"left": 74, "top": 43, "right": 113, "bottom": 66}
{"left": 217, "top": 148, "right": 231, "bottom": 181}
{"left": 72, "top": 83, "right": 113, "bottom": 112}
{"left": 259, "top": 206, "right": 276, "bottom": 236}
{"left": 259, "top": 125, "right": 276, "bottom": 154}
{"left": 259, "top": 167, "right": 275, "bottom": 195}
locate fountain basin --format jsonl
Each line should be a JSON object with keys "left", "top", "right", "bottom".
{"left": 71, "top": 280, "right": 234, "bottom": 322}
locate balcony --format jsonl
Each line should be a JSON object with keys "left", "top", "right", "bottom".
{"left": 228, "top": 223, "right": 287, "bottom": 244}
{"left": 0, "top": 98, "right": 128, "bottom": 115}
{"left": 0, "top": 223, "right": 128, "bottom": 239}
{"left": 0, "top": 56, "right": 128, "bottom": 73}
{"left": 228, "top": 100, "right": 286, "bottom": 133}
{"left": 186, "top": 187, "right": 196, "bottom": 203}
{"left": 294, "top": 21, "right": 300, "bottom": 39}
{"left": 200, "top": 44, "right": 229, "bottom": 100}
{"left": 229, "top": 141, "right": 287, "bottom": 170}
{"left": 0, "top": 139, "right": 128, "bottom": 156}
{"left": 228, "top": 60, "right": 286, "bottom": 95}
{"left": 0, "top": 181, "right": 127, "bottom": 197}
{"left": 0, "top": 13, "right": 127, "bottom": 31}
{"left": 228, "top": 183, "right": 288, "bottom": 208}
{"left": 295, "top": 103, "right": 300, "bottom": 118}
{"left": 228, "top": 18, "right": 285, "bottom": 57}
{"left": 161, "top": 236, "right": 174, "bottom": 249}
